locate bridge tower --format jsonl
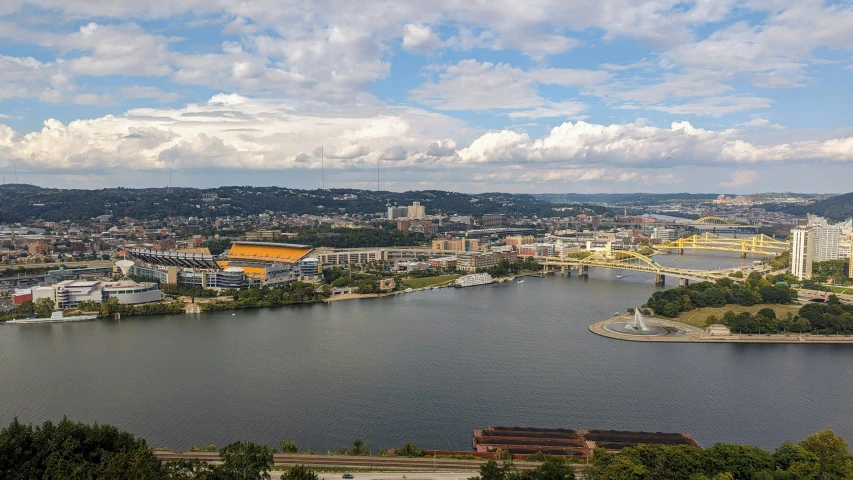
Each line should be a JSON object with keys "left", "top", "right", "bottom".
{"left": 655, "top": 273, "right": 665, "bottom": 285}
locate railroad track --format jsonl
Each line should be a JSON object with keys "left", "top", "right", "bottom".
{"left": 152, "top": 453, "right": 576, "bottom": 472}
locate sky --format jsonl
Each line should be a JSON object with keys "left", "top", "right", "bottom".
{"left": 0, "top": 0, "right": 852, "bottom": 194}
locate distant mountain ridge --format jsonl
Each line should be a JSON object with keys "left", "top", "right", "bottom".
{"left": 0, "top": 186, "right": 609, "bottom": 223}
{"left": 782, "top": 192, "right": 853, "bottom": 221}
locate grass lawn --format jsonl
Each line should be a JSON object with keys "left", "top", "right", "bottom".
{"left": 675, "top": 304, "right": 802, "bottom": 329}
{"left": 402, "top": 274, "right": 461, "bottom": 289}
{"left": 825, "top": 285, "right": 853, "bottom": 295}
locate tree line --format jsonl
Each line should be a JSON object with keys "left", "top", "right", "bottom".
{"left": 644, "top": 274, "right": 797, "bottom": 319}
{"left": 200, "top": 282, "right": 327, "bottom": 312}
{"left": 584, "top": 429, "right": 852, "bottom": 480}
{"left": 3, "top": 418, "right": 853, "bottom": 480}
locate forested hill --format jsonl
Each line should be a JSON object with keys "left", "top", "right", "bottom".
{"left": 0, "top": 185, "right": 609, "bottom": 222}
{"left": 782, "top": 192, "right": 853, "bottom": 221}
{"left": 536, "top": 193, "right": 721, "bottom": 205}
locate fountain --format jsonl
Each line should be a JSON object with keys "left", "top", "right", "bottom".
{"left": 602, "top": 308, "right": 677, "bottom": 336}
{"left": 625, "top": 309, "right": 650, "bottom": 332}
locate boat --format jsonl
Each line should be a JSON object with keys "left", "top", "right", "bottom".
{"left": 517, "top": 279, "right": 525, "bottom": 284}
{"left": 5, "top": 310, "right": 96, "bottom": 325}
{"left": 616, "top": 275, "right": 623, "bottom": 279}
{"left": 455, "top": 273, "right": 495, "bottom": 288}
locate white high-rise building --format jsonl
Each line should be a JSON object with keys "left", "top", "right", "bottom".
{"left": 407, "top": 201, "right": 426, "bottom": 220}
{"left": 790, "top": 226, "right": 813, "bottom": 280}
{"left": 806, "top": 214, "right": 841, "bottom": 261}
{"left": 813, "top": 224, "right": 840, "bottom": 261}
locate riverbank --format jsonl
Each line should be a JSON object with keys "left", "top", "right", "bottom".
{"left": 590, "top": 314, "right": 853, "bottom": 343}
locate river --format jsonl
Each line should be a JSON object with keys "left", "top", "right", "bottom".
{"left": 1, "top": 251, "right": 850, "bottom": 453}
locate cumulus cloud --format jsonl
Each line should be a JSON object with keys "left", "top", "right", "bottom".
{"left": 402, "top": 24, "right": 440, "bottom": 53}
{"left": 380, "top": 145, "right": 407, "bottom": 160}
{"left": 410, "top": 60, "right": 607, "bottom": 112}
{"left": 720, "top": 170, "right": 760, "bottom": 188}
{"left": 425, "top": 139, "right": 457, "bottom": 157}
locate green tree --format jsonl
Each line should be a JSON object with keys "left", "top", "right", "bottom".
{"left": 34, "top": 297, "right": 55, "bottom": 318}
{"left": 280, "top": 440, "right": 298, "bottom": 454}
{"left": 773, "top": 442, "right": 819, "bottom": 480}
{"left": 280, "top": 465, "right": 319, "bottom": 480}
{"left": 218, "top": 441, "right": 275, "bottom": 480}
{"left": 798, "top": 430, "right": 852, "bottom": 479}
{"left": 399, "top": 442, "right": 424, "bottom": 457}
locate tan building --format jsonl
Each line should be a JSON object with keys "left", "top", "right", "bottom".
{"left": 314, "top": 248, "right": 388, "bottom": 265}
{"left": 505, "top": 235, "right": 535, "bottom": 249}
{"left": 432, "top": 238, "right": 479, "bottom": 252}
{"left": 428, "top": 256, "right": 457, "bottom": 270}
{"left": 456, "top": 251, "right": 517, "bottom": 273}
{"left": 407, "top": 201, "right": 426, "bottom": 220}
{"left": 27, "top": 240, "right": 49, "bottom": 256}
{"left": 245, "top": 230, "right": 282, "bottom": 241}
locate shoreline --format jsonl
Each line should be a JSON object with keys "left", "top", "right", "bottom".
{"left": 590, "top": 314, "right": 853, "bottom": 343}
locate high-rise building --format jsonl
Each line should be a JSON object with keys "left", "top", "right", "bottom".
{"left": 813, "top": 224, "right": 840, "bottom": 261}
{"left": 505, "top": 235, "right": 535, "bottom": 249}
{"left": 806, "top": 214, "right": 841, "bottom": 261}
{"left": 790, "top": 226, "right": 814, "bottom": 280}
{"left": 387, "top": 206, "right": 408, "bottom": 220}
{"left": 407, "top": 201, "right": 426, "bottom": 220}
{"left": 850, "top": 242, "right": 853, "bottom": 278}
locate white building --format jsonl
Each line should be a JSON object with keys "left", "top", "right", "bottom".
{"left": 790, "top": 226, "right": 814, "bottom": 280}
{"left": 813, "top": 224, "right": 841, "bottom": 261}
{"left": 651, "top": 228, "right": 677, "bottom": 242}
{"left": 407, "top": 201, "right": 426, "bottom": 220}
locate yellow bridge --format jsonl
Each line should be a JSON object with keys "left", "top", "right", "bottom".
{"left": 658, "top": 233, "right": 788, "bottom": 256}
{"left": 536, "top": 250, "right": 742, "bottom": 285}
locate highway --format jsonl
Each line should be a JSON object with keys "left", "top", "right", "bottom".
{"left": 0, "top": 259, "right": 115, "bottom": 272}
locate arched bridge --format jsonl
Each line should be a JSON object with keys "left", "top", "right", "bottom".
{"left": 535, "top": 250, "right": 739, "bottom": 285}
{"left": 658, "top": 233, "right": 788, "bottom": 256}
{"left": 688, "top": 216, "right": 760, "bottom": 230}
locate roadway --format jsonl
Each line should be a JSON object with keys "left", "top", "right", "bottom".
{"left": 0, "top": 259, "right": 115, "bottom": 272}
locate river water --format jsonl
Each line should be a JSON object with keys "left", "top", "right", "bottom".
{"left": 2, "top": 251, "right": 851, "bottom": 452}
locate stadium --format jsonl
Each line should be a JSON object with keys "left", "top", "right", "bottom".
{"left": 128, "top": 241, "right": 321, "bottom": 290}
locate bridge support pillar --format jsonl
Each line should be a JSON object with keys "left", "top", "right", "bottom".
{"left": 579, "top": 265, "right": 588, "bottom": 278}
{"left": 740, "top": 252, "right": 747, "bottom": 258}
{"left": 560, "top": 266, "right": 566, "bottom": 275}
{"left": 679, "top": 278, "right": 689, "bottom": 286}
{"left": 679, "top": 248, "right": 684, "bottom": 255}
{"left": 655, "top": 274, "right": 665, "bottom": 285}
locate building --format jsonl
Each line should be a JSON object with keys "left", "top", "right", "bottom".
{"left": 482, "top": 214, "right": 508, "bottom": 229}
{"left": 407, "top": 201, "right": 426, "bottom": 220}
{"left": 129, "top": 242, "right": 317, "bottom": 288}
{"left": 28, "top": 240, "right": 49, "bottom": 256}
{"left": 517, "top": 244, "right": 555, "bottom": 257}
{"left": 813, "top": 224, "right": 841, "bottom": 261}
{"left": 850, "top": 242, "right": 853, "bottom": 278}
{"left": 432, "top": 237, "right": 479, "bottom": 252}
{"left": 244, "top": 230, "right": 282, "bottom": 241}
{"left": 807, "top": 214, "right": 841, "bottom": 261}
{"left": 31, "top": 278, "right": 161, "bottom": 308}
{"left": 313, "top": 248, "right": 387, "bottom": 265}
{"left": 428, "top": 256, "right": 457, "bottom": 270}
{"left": 651, "top": 228, "right": 677, "bottom": 242}
{"left": 505, "top": 235, "right": 535, "bottom": 249}
{"left": 790, "top": 226, "right": 814, "bottom": 280}
{"left": 387, "top": 206, "right": 408, "bottom": 220}
{"left": 456, "top": 251, "right": 517, "bottom": 273}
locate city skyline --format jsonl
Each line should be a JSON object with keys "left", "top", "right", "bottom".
{"left": 1, "top": 1, "right": 852, "bottom": 192}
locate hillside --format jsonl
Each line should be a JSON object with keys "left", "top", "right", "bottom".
{"left": 0, "top": 185, "right": 609, "bottom": 223}
{"left": 783, "top": 192, "right": 853, "bottom": 221}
